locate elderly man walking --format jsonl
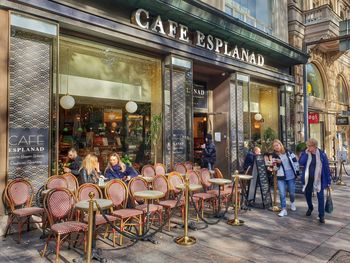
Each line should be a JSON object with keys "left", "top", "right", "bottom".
{"left": 299, "top": 138, "right": 331, "bottom": 224}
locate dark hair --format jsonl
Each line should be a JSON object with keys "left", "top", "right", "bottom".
{"left": 206, "top": 134, "right": 213, "bottom": 140}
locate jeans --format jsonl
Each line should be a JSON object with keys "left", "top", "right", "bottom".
{"left": 277, "top": 178, "right": 296, "bottom": 209}
{"left": 304, "top": 175, "right": 325, "bottom": 217}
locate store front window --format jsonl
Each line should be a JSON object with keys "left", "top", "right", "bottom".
{"left": 306, "top": 63, "right": 325, "bottom": 99}
{"left": 336, "top": 75, "right": 348, "bottom": 104}
{"left": 57, "top": 37, "right": 162, "bottom": 171}
{"left": 243, "top": 82, "right": 279, "bottom": 151}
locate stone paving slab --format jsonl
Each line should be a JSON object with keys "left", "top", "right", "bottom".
{"left": 1, "top": 174, "right": 350, "bottom": 262}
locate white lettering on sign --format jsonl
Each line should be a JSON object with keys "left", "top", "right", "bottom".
{"left": 131, "top": 9, "right": 265, "bottom": 67}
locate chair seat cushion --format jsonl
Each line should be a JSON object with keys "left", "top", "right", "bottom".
{"left": 83, "top": 214, "right": 117, "bottom": 225}
{"left": 112, "top": 209, "right": 143, "bottom": 219}
{"left": 159, "top": 199, "right": 184, "bottom": 208}
{"left": 135, "top": 204, "right": 163, "bottom": 213}
{"left": 12, "top": 207, "right": 44, "bottom": 217}
{"left": 193, "top": 192, "right": 216, "bottom": 200}
{"left": 51, "top": 221, "right": 87, "bottom": 235}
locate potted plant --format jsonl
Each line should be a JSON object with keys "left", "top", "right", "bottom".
{"left": 296, "top": 141, "right": 307, "bottom": 157}
{"left": 261, "top": 127, "right": 277, "bottom": 153}
{"left": 147, "top": 114, "right": 162, "bottom": 164}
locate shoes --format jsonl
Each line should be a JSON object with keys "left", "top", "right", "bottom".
{"left": 290, "top": 202, "right": 296, "bottom": 211}
{"left": 306, "top": 208, "right": 313, "bottom": 216}
{"left": 319, "top": 217, "right": 325, "bottom": 224}
{"left": 278, "top": 209, "right": 288, "bottom": 217}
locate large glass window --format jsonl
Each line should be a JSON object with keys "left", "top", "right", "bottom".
{"left": 58, "top": 37, "right": 162, "bottom": 171}
{"left": 306, "top": 63, "right": 325, "bottom": 99}
{"left": 243, "top": 82, "right": 279, "bottom": 151}
{"left": 337, "top": 75, "right": 348, "bottom": 104}
{"left": 225, "top": 0, "right": 272, "bottom": 34}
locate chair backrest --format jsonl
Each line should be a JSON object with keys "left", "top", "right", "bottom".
{"left": 44, "top": 188, "right": 75, "bottom": 226}
{"left": 187, "top": 170, "right": 200, "bottom": 185}
{"left": 214, "top": 168, "right": 224, "bottom": 179}
{"left": 5, "top": 179, "right": 33, "bottom": 211}
{"left": 105, "top": 179, "right": 128, "bottom": 209}
{"left": 141, "top": 164, "right": 156, "bottom": 177}
{"left": 128, "top": 177, "right": 148, "bottom": 204}
{"left": 62, "top": 173, "right": 79, "bottom": 192}
{"left": 184, "top": 161, "right": 193, "bottom": 171}
{"left": 199, "top": 168, "right": 212, "bottom": 189}
{"left": 152, "top": 174, "right": 169, "bottom": 199}
{"left": 174, "top": 163, "right": 187, "bottom": 174}
{"left": 154, "top": 163, "right": 166, "bottom": 176}
{"left": 46, "top": 175, "right": 68, "bottom": 189}
{"left": 167, "top": 172, "right": 184, "bottom": 194}
{"left": 77, "top": 183, "right": 102, "bottom": 201}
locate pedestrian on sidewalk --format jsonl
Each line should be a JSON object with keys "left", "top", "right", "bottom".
{"left": 271, "top": 139, "right": 299, "bottom": 217}
{"left": 299, "top": 138, "right": 332, "bottom": 224}
{"left": 201, "top": 133, "right": 216, "bottom": 171}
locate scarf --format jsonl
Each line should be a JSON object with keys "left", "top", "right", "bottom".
{"left": 302, "top": 149, "right": 322, "bottom": 193}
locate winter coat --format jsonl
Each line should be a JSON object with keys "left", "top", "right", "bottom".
{"left": 105, "top": 164, "right": 138, "bottom": 181}
{"left": 68, "top": 156, "right": 82, "bottom": 176}
{"left": 202, "top": 140, "right": 216, "bottom": 165}
{"left": 79, "top": 168, "right": 98, "bottom": 185}
{"left": 299, "top": 149, "right": 331, "bottom": 191}
{"left": 271, "top": 150, "right": 299, "bottom": 181}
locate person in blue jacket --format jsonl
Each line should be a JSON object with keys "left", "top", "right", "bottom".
{"left": 243, "top": 146, "right": 261, "bottom": 172}
{"left": 104, "top": 152, "right": 138, "bottom": 181}
{"left": 299, "top": 138, "right": 331, "bottom": 224}
{"left": 201, "top": 134, "right": 216, "bottom": 171}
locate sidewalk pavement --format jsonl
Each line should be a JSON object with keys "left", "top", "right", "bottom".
{"left": 1, "top": 174, "right": 350, "bottom": 263}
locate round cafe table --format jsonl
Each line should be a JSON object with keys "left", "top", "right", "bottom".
{"left": 134, "top": 190, "right": 165, "bottom": 243}
{"left": 231, "top": 174, "right": 253, "bottom": 209}
{"left": 176, "top": 184, "right": 202, "bottom": 192}
{"left": 75, "top": 199, "right": 113, "bottom": 263}
{"left": 208, "top": 178, "right": 231, "bottom": 215}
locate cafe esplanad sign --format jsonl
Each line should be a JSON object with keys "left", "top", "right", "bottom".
{"left": 132, "top": 9, "right": 265, "bottom": 67}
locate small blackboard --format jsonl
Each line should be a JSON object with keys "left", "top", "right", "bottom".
{"left": 247, "top": 154, "right": 272, "bottom": 208}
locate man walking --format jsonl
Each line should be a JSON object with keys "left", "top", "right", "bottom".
{"left": 299, "top": 138, "right": 331, "bottom": 223}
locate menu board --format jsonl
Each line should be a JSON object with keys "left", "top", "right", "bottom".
{"left": 247, "top": 154, "right": 272, "bottom": 208}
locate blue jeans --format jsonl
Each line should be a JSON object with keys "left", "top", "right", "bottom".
{"left": 277, "top": 179, "right": 296, "bottom": 209}
{"left": 304, "top": 175, "right": 325, "bottom": 217}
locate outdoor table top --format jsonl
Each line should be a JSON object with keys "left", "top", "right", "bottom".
{"left": 75, "top": 199, "right": 113, "bottom": 212}
{"left": 134, "top": 190, "right": 165, "bottom": 200}
{"left": 232, "top": 174, "right": 253, "bottom": 180}
{"left": 165, "top": 173, "right": 186, "bottom": 177}
{"left": 329, "top": 160, "right": 338, "bottom": 164}
{"left": 208, "top": 178, "right": 232, "bottom": 185}
{"left": 41, "top": 188, "right": 76, "bottom": 195}
{"left": 142, "top": 176, "right": 154, "bottom": 183}
{"left": 176, "top": 183, "right": 202, "bottom": 191}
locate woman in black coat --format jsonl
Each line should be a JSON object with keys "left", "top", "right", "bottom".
{"left": 201, "top": 134, "right": 216, "bottom": 171}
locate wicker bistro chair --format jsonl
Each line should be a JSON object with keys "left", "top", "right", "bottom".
{"left": 62, "top": 173, "right": 79, "bottom": 193}
{"left": 41, "top": 188, "right": 87, "bottom": 263}
{"left": 187, "top": 170, "right": 216, "bottom": 218}
{"left": 141, "top": 164, "right": 156, "bottom": 178}
{"left": 76, "top": 184, "right": 117, "bottom": 240}
{"left": 154, "top": 163, "right": 166, "bottom": 176}
{"left": 184, "top": 161, "right": 194, "bottom": 171}
{"left": 152, "top": 174, "right": 184, "bottom": 231}
{"left": 4, "top": 179, "right": 44, "bottom": 243}
{"left": 128, "top": 177, "right": 163, "bottom": 228}
{"left": 45, "top": 175, "right": 68, "bottom": 190}
{"left": 174, "top": 163, "right": 187, "bottom": 174}
{"left": 105, "top": 179, "right": 143, "bottom": 246}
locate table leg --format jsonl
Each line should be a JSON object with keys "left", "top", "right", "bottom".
{"left": 140, "top": 199, "right": 159, "bottom": 244}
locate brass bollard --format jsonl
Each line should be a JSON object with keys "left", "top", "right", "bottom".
{"left": 228, "top": 170, "right": 244, "bottom": 226}
{"left": 86, "top": 192, "right": 95, "bottom": 263}
{"left": 270, "top": 169, "right": 281, "bottom": 212}
{"left": 174, "top": 176, "right": 196, "bottom": 245}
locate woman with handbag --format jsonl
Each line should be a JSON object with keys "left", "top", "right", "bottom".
{"left": 299, "top": 138, "right": 332, "bottom": 224}
{"left": 271, "top": 139, "right": 299, "bottom": 217}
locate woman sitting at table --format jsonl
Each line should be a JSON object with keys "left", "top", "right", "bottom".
{"left": 79, "top": 153, "right": 101, "bottom": 185}
{"left": 104, "top": 152, "right": 138, "bottom": 181}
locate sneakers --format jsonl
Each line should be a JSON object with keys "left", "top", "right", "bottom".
{"left": 306, "top": 208, "right": 313, "bottom": 216}
{"left": 278, "top": 209, "right": 288, "bottom": 217}
{"left": 319, "top": 217, "right": 325, "bottom": 224}
{"left": 290, "top": 202, "right": 296, "bottom": 211}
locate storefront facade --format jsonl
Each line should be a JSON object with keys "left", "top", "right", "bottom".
{"left": 0, "top": 0, "right": 307, "bottom": 231}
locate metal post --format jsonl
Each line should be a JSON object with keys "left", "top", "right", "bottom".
{"left": 175, "top": 176, "right": 196, "bottom": 245}
{"left": 270, "top": 167, "right": 281, "bottom": 212}
{"left": 86, "top": 192, "right": 95, "bottom": 263}
{"left": 228, "top": 170, "right": 244, "bottom": 226}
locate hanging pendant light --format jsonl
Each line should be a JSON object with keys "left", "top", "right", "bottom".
{"left": 254, "top": 113, "right": 263, "bottom": 121}
{"left": 125, "top": 101, "right": 138, "bottom": 113}
{"left": 60, "top": 48, "right": 75, "bottom": 110}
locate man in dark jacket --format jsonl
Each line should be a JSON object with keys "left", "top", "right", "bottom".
{"left": 299, "top": 138, "right": 331, "bottom": 224}
{"left": 63, "top": 148, "right": 82, "bottom": 176}
{"left": 202, "top": 134, "right": 216, "bottom": 170}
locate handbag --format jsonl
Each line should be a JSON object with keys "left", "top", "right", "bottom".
{"left": 325, "top": 188, "right": 333, "bottom": 214}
